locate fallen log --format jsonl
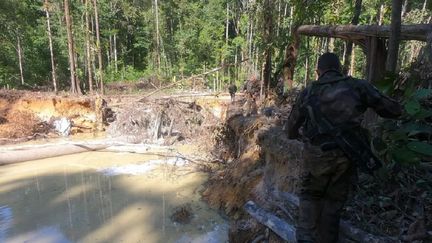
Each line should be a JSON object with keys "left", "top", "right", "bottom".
{"left": 297, "top": 24, "right": 432, "bottom": 42}
{"left": 0, "top": 144, "right": 107, "bottom": 165}
{"left": 244, "top": 201, "right": 296, "bottom": 243}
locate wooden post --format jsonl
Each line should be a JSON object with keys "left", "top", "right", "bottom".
{"left": 366, "top": 37, "right": 387, "bottom": 83}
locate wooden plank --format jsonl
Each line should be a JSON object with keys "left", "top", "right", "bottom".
{"left": 244, "top": 201, "right": 297, "bottom": 242}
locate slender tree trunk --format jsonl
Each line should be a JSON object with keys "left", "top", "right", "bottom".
{"left": 64, "top": 0, "right": 78, "bottom": 94}
{"left": 84, "top": 0, "right": 93, "bottom": 93}
{"left": 263, "top": 0, "right": 273, "bottom": 92}
{"left": 154, "top": 0, "right": 161, "bottom": 72}
{"left": 45, "top": 0, "right": 57, "bottom": 92}
{"left": 16, "top": 36, "right": 25, "bottom": 85}
{"left": 350, "top": 44, "right": 356, "bottom": 75}
{"left": 225, "top": 2, "right": 229, "bottom": 46}
{"left": 304, "top": 37, "right": 310, "bottom": 86}
{"left": 378, "top": 4, "right": 385, "bottom": 25}
{"left": 114, "top": 33, "right": 118, "bottom": 73}
{"left": 386, "top": 0, "right": 403, "bottom": 73}
{"left": 343, "top": 0, "right": 362, "bottom": 75}
{"left": 401, "top": 0, "right": 408, "bottom": 17}
{"left": 93, "top": 0, "right": 103, "bottom": 94}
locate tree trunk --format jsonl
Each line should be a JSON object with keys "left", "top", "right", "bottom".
{"left": 114, "top": 33, "right": 118, "bottom": 73}
{"left": 263, "top": 0, "right": 274, "bottom": 92}
{"left": 154, "top": 0, "right": 161, "bottom": 73}
{"left": 343, "top": 0, "right": 362, "bottom": 75}
{"left": 64, "top": 0, "right": 78, "bottom": 94}
{"left": 93, "top": 0, "right": 103, "bottom": 94}
{"left": 16, "top": 36, "right": 25, "bottom": 86}
{"left": 350, "top": 44, "right": 356, "bottom": 75}
{"left": 304, "top": 38, "right": 309, "bottom": 86}
{"left": 44, "top": 0, "right": 57, "bottom": 92}
{"left": 85, "top": 0, "right": 93, "bottom": 93}
{"left": 386, "top": 0, "right": 403, "bottom": 73}
{"left": 378, "top": 4, "right": 385, "bottom": 25}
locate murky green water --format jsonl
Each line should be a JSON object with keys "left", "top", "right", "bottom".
{"left": 0, "top": 151, "right": 227, "bottom": 243}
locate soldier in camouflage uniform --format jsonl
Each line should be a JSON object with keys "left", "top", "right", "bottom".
{"left": 286, "top": 53, "right": 402, "bottom": 243}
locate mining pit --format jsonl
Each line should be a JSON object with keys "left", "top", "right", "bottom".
{"left": 0, "top": 89, "right": 430, "bottom": 243}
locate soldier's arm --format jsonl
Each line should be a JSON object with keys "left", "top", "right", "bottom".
{"left": 358, "top": 79, "right": 403, "bottom": 118}
{"left": 286, "top": 89, "right": 307, "bottom": 139}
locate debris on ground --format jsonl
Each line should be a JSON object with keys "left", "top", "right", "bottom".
{"left": 203, "top": 89, "right": 432, "bottom": 242}
{"left": 107, "top": 98, "right": 220, "bottom": 145}
{"left": 171, "top": 204, "right": 193, "bottom": 224}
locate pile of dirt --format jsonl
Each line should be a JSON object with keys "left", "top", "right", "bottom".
{"left": 205, "top": 93, "right": 432, "bottom": 242}
{"left": 107, "top": 98, "right": 219, "bottom": 144}
{"left": 0, "top": 90, "right": 103, "bottom": 143}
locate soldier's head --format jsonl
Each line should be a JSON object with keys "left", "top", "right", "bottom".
{"left": 317, "top": 52, "right": 341, "bottom": 76}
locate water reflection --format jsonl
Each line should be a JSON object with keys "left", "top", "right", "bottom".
{"left": 0, "top": 152, "right": 228, "bottom": 242}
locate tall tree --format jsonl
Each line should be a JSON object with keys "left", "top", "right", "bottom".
{"left": 386, "top": 0, "right": 403, "bottom": 73}
{"left": 343, "top": 0, "right": 362, "bottom": 75}
{"left": 44, "top": 0, "right": 57, "bottom": 92}
{"left": 64, "top": 0, "right": 80, "bottom": 94}
{"left": 16, "top": 35, "right": 24, "bottom": 85}
{"left": 93, "top": 0, "right": 103, "bottom": 94}
{"left": 84, "top": 0, "right": 93, "bottom": 93}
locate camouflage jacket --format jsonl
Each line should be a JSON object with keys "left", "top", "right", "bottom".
{"left": 286, "top": 71, "right": 402, "bottom": 143}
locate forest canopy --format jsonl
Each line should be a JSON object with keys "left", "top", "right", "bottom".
{"left": 0, "top": 0, "right": 430, "bottom": 93}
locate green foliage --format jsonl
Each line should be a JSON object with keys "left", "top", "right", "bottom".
{"left": 0, "top": 0, "right": 429, "bottom": 92}
{"left": 374, "top": 88, "right": 432, "bottom": 166}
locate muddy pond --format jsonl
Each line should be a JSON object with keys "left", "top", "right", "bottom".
{"left": 0, "top": 150, "right": 228, "bottom": 243}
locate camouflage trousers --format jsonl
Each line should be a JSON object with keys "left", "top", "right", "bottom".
{"left": 296, "top": 143, "right": 356, "bottom": 243}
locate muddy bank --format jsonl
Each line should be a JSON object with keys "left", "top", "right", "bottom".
{"left": 0, "top": 90, "right": 104, "bottom": 143}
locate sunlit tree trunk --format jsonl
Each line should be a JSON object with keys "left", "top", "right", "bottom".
{"left": 44, "top": 0, "right": 57, "bottom": 92}
{"left": 93, "top": 0, "right": 103, "bottom": 94}
{"left": 114, "top": 33, "right": 118, "bottom": 73}
{"left": 64, "top": 0, "right": 79, "bottom": 94}
{"left": 386, "top": 0, "right": 402, "bottom": 73}
{"left": 343, "top": 0, "right": 362, "bottom": 75}
{"left": 84, "top": 0, "right": 93, "bottom": 93}
{"left": 154, "top": 0, "right": 161, "bottom": 73}
{"left": 16, "top": 36, "right": 25, "bottom": 85}
{"left": 378, "top": 3, "right": 385, "bottom": 25}
{"left": 350, "top": 44, "right": 356, "bottom": 76}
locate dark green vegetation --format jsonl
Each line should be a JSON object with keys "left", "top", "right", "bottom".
{"left": 0, "top": 0, "right": 430, "bottom": 93}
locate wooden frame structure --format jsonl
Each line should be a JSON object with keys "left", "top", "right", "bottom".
{"left": 297, "top": 24, "right": 432, "bottom": 82}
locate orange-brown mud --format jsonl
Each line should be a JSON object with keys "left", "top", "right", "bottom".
{"left": 0, "top": 90, "right": 99, "bottom": 143}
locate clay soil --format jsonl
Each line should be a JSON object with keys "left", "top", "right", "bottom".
{"left": 0, "top": 90, "right": 98, "bottom": 144}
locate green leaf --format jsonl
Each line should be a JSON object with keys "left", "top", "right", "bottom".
{"left": 414, "top": 89, "right": 432, "bottom": 100}
{"left": 407, "top": 141, "right": 432, "bottom": 156}
{"left": 405, "top": 99, "right": 421, "bottom": 116}
{"left": 388, "top": 130, "right": 409, "bottom": 141}
{"left": 400, "top": 122, "right": 432, "bottom": 136}
{"left": 413, "top": 109, "right": 432, "bottom": 120}
{"left": 392, "top": 147, "right": 420, "bottom": 164}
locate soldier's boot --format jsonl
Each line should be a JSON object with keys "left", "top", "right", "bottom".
{"left": 317, "top": 199, "right": 345, "bottom": 243}
{"left": 296, "top": 198, "right": 323, "bottom": 243}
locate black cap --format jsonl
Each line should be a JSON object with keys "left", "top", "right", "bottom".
{"left": 317, "top": 53, "right": 341, "bottom": 72}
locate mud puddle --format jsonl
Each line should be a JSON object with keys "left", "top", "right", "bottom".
{"left": 0, "top": 151, "right": 227, "bottom": 243}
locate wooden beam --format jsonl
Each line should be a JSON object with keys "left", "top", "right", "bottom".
{"left": 297, "top": 24, "right": 432, "bottom": 42}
